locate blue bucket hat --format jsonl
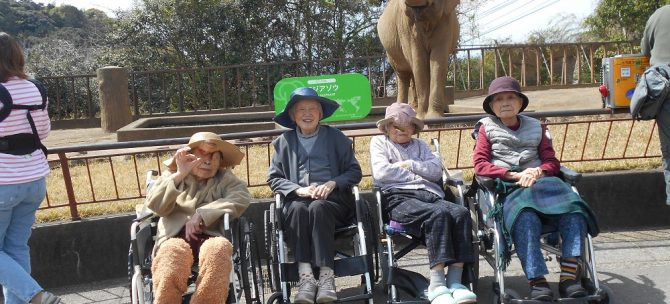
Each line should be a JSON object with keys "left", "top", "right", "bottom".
{"left": 273, "top": 87, "right": 340, "bottom": 129}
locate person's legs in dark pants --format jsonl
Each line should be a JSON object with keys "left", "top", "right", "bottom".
{"left": 554, "top": 213, "right": 587, "bottom": 298}
{"left": 385, "top": 189, "right": 476, "bottom": 303}
{"left": 283, "top": 198, "right": 317, "bottom": 304}
{"left": 656, "top": 99, "right": 670, "bottom": 205}
{"left": 309, "top": 192, "right": 353, "bottom": 303}
{"left": 283, "top": 192, "right": 353, "bottom": 303}
{"left": 284, "top": 198, "right": 312, "bottom": 265}
{"left": 512, "top": 210, "right": 553, "bottom": 301}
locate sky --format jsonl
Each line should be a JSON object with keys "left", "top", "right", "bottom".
{"left": 33, "top": 0, "right": 599, "bottom": 44}
{"left": 470, "top": 0, "right": 599, "bottom": 44}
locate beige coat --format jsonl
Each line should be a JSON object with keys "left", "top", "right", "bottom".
{"left": 145, "top": 169, "right": 251, "bottom": 253}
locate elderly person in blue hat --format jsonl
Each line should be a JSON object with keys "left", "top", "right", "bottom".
{"left": 267, "top": 87, "right": 362, "bottom": 304}
{"left": 370, "top": 102, "right": 477, "bottom": 304}
{"left": 473, "top": 77, "right": 599, "bottom": 301}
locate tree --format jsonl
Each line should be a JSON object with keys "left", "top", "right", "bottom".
{"left": 584, "top": 0, "right": 670, "bottom": 41}
{"left": 527, "top": 14, "right": 583, "bottom": 44}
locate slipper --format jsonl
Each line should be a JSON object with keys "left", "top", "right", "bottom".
{"left": 449, "top": 283, "right": 477, "bottom": 304}
{"left": 428, "top": 286, "right": 456, "bottom": 304}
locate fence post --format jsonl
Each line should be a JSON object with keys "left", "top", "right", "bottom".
{"left": 58, "top": 152, "right": 81, "bottom": 220}
{"left": 97, "top": 66, "right": 132, "bottom": 132}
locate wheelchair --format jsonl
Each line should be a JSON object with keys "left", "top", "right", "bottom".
{"left": 373, "top": 138, "right": 479, "bottom": 304}
{"left": 468, "top": 125, "right": 613, "bottom": 304}
{"left": 263, "top": 186, "right": 378, "bottom": 304}
{"left": 128, "top": 170, "right": 265, "bottom": 304}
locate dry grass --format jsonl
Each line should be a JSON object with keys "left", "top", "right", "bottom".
{"left": 36, "top": 118, "right": 663, "bottom": 223}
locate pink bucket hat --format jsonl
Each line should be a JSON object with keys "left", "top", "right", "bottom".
{"left": 376, "top": 103, "right": 424, "bottom": 135}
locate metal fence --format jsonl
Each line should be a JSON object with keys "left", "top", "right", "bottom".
{"left": 37, "top": 41, "right": 638, "bottom": 122}
{"left": 42, "top": 109, "right": 661, "bottom": 220}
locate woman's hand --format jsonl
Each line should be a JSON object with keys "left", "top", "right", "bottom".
{"left": 520, "top": 167, "right": 543, "bottom": 179}
{"left": 171, "top": 147, "right": 203, "bottom": 183}
{"left": 295, "top": 185, "right": 316, "bottom": 198}
{"left": 516, "top": 172, "right": 538, "bottom": 187}
{"left": 184, "top": 212, "right": 204, "bottom": 242}
{"left": 394, "top": 160, "right": 413, "bottom": 171}
{"left": 312, "top": 181, "right": 337, "bottom": 200}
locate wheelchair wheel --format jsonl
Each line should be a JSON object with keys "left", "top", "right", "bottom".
{"left": 361, "top": 200, "right": 379, "bottom": 283}
{"left": 265, "top": 292, "right": 284, "bottom": 304}
{"left": 238, "top": 217, "right": 265, "bottom": 304}
{"left": 589, "top": 284, "right": 613, "bottom": 304}
{"left": 465, "top": 196, "right": 480, "bottom": 292}
{"left": 264, "top": 203, "right": 281, "bottom": 292}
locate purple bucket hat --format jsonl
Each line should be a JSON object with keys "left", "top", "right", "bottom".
{"left": 483, "top": 76, "right": 529, "bottom": 116}
{"left": 376, "top": 103, "right": 424, "bottom": 135}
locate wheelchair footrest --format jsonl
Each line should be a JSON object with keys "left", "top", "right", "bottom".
{"left": 507, "top": 294, "right": 604, "bottom": 304}
{"left": 334, "top": 255, "right": 370, "bottom": 277}
{"left": 389, "top": 267, "right": 429, "bottom": 300}
{"left": 333, "top": 293, "right": 373, "bottom": 303}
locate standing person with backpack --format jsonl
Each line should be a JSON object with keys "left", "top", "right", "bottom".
{"left": 0, "top": 32, "right": 60, "bottom": 304}
{"left": 641, "top": 5, "right": 670, "bottom": 205}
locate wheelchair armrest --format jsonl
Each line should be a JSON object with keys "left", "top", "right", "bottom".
{"left": 558, "top": 166, "right": 582, "bottom": 185}
{"left": 445, "top": 177, "right": 463, "bottom": 187}
{"left": 475, "top": 175, "right": 496, "bottom": 192}
{"left": 134, "top": 210, "right": 155, "bottom": 222}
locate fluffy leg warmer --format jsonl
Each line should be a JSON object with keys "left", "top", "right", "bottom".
{"left": 191, "top": 236, "right": 234, "bottom": 304}
{"left": 152, "top": 238, "right": 194, "bottom": 303}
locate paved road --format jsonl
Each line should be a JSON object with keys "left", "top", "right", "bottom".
{"left": 7, "top": 228, "right": 662, "bottom": 304}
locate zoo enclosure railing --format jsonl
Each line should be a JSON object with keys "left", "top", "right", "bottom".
{"left": 43, "top": 108, "right": 660, "bottom": 220}
{"left": 38, "top": 41, "right": 638, "bottom": 122}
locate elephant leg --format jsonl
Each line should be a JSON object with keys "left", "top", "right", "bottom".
{"left": 410, "top": 49, "right": 431, "bottom": 119}
{"left": 409, "top": 77, "right": 418, "bottom": 109}
{"left": 427, "top": 14, "right": 458, "bottom": 118}
{"left": 427, "top": 51, "right": 448, "bottom": 118}
{"left": 396, "top": 70, "right": 413, "bottom": 104}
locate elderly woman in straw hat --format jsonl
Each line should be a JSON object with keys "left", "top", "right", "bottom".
{"left": 144, "top": 131, "right": 251, "bottom": 303}
{"left": 268, "top": 87, "right": 362, "bottom": 304}
{"left": 473, "top": 76, "right": 599, "bottom": 301}
{"left": 370, "top": 103, "right": 477, "bottom": 304}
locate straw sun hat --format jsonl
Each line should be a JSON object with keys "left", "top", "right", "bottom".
{"left": 163, "top": 132, "right": 244, "bottom": 170}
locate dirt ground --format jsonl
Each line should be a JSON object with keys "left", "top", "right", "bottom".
{"left": 43, "top": 86, "right": 605, "bottom": 148}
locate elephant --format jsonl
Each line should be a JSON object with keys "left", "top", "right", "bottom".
{"left": 378, "top": 0, "right": 460, "bottom": 119}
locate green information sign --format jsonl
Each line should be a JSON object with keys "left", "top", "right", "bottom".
{"left": 273, "top": 73, "right": 372, "bottom": 122}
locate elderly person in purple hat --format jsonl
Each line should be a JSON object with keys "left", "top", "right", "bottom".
{"left": 473, "top": 77, "right": 599, "bottom": 301}
{"left": 267, "top": 87, "right": 362, "bottom": 304}
{"left": 370, "top": 103, "right": 477, "bottom": 304}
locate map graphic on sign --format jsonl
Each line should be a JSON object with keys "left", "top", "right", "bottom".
{"left": 273, "top": 73, "right": 372, "bottom": 122}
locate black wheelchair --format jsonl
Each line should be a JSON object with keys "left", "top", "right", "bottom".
{"left": 263, "top": 186, "right": 378, "bottom": 304}
{"left": 128, "top": 170, "right": 265, "bottom": 304}
{"left": 468, "top": 124, "right": 613, "bottom": 304}
{"left": 373, "top": 138, "right": 479, "bottom": 304}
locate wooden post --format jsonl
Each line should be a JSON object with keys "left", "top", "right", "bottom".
{"left": 97, "top": 66, "right": 132, "bottom": 132}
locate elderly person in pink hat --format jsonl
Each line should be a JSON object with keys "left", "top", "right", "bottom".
{"left": 473, "top": 77, "right": 599, "bottom": 301}
{"left": 370, "top": 103, "right": 477, "bottom": 304}
{"left": 144, "top": 132, "right": 251, "bottom": 303}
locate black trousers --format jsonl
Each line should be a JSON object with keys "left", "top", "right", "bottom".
{"left": 283, "top": 191, "right": 354, "bottom": 268}
{"left": 384, "top": 188, "right": 474, "bottom": 268}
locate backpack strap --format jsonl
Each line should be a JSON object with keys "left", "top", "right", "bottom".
{"left": 26, "top": 79, "right": 48, "bottom": 110}
{"left": 0, "top": 84, "right": 12, "bottom": 122}
{"left": 0, "top": 80, "right": 49, "bottom": 156}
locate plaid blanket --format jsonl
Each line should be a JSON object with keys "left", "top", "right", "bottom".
{"left": 489, "top": 176, "right": 600, "bottom": 270}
